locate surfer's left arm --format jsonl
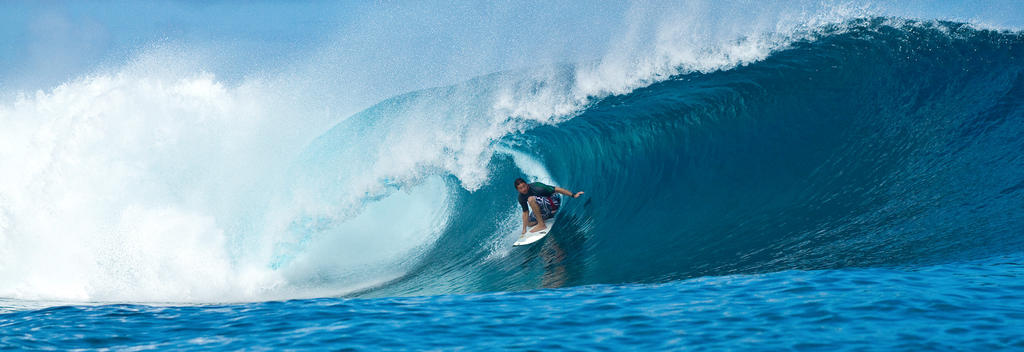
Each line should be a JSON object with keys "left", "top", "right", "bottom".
{"left": 554, "top": 187, "right": 585, "bottom": 199}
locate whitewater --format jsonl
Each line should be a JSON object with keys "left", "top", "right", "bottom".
{"left": 1, "top": 1, "right": 1022, "bottom": 350}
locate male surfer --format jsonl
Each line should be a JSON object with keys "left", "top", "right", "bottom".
{"left": 515, "top": 178, "right": 584, "bottom": 233}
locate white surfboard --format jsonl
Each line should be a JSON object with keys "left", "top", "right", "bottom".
{"left": 513, "top": 218, "right": 555, "bottom": 246}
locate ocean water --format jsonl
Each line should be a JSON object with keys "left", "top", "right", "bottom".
{"left": 2, "top": 256, "right": 1022, "bottom": 350}
{"left": 2, "top": 1, "right": 1024, "bottom": 350}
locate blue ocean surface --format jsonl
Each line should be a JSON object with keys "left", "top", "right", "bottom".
{"left": 2, "top": 1, "right": 1024, "bottom": 350}
{"left": 2, "top": 255, "right": 1022, "bottom": 350}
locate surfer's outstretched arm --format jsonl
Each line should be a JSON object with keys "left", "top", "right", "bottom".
{"left": 554, "top": 187, "right": 585, "bottom": 199}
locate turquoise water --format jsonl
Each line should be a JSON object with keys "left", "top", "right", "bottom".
{"left": 2, "top": 2, "right": 1023, "bottom": 350}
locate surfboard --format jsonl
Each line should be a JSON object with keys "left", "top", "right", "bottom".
{"left": 513, "top": 218, "right": 555, "bottom": 246}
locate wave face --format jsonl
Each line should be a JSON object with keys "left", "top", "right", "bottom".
{"left": 358, "top": 18, "right": 1024, "bottom": 297}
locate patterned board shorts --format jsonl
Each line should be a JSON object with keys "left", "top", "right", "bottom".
{"left": 528, "top": 194, "right": 561, "bottom": 222}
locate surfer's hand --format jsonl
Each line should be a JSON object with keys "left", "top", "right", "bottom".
{"left": 573, "top": 191, "right": 584, "bottom": 198}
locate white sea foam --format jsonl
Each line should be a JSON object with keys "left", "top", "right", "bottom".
{"left": 0, "top": 69, "right": 271, "bottom": 302}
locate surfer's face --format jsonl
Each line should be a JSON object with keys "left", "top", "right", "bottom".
{"left": 516, "top": 182, "right": 528, "bottom": 194}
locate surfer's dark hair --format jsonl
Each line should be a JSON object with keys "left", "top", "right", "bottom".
{"left": 514, "top": 178, "right": 527, "bottom": 188}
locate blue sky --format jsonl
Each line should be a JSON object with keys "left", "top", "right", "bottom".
{"left": 0, "top": 1, "right": 1020, "bottom": 99}
{"left": 0, "top": 1, "right": 629, "bottom": 94}
{"left": 0, "top": 2, "right": 360, "bottom": 90}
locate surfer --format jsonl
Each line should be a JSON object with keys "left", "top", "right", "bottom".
{"left": 515, "top": 178, "right": 584, "bottom": 233}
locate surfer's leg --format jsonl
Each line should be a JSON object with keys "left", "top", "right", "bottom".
{"left": 527, "top": 196, "right": 547, "bottom": 232}
{"left": 539, "top": 196, "right": 555, "bottom": 219}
